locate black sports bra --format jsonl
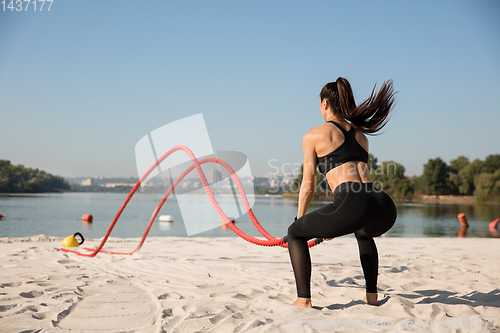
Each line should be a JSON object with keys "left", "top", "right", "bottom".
{"left": 316, "top": 121, "right": 369, "bottom": 176}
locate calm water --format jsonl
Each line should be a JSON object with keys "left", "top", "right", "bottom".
{"left": 0, "top": 193, "right": 499, "bottom": 239}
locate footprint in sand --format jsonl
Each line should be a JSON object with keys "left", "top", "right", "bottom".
{"left": 15, "top": 305, "right": 40, "bottom": 315}
{"left": 32, "top": 311, "right": 52, "bottom": 320}
{"left": 197, "top": 283, "right": 224, "bottom": 289}
{"left": 19, "top": 290, "right": 44, "bottom": 298}
{"left": 47, "top": 275, "right": 69, "bottom": 281}
{"left": 0, "top": 282, "right": 22, "bottom": 288}
{"left": 26, "top": 281, "right": 54, "bottom": 287}
{"left": 0, "top": 304, "right": 17, "bottom": 312}
{"left": 162, "top": 309, "right": 173, "bottom": 318}
{"left": 232, "top": 293, "right": 252, "bottom": 300}
{"left": 235, "top": 319, "right": 267, "bottom": 332}
{"left": 55, "top": 280, "right": 159, "bottom": 331}
{"left": 158, "top": 293, "right": 169, "bottom": 300}
{"left": 57, "top": 260, "right": 75, "bottom": 264}
{"left": 57, "top": 259, "right": 80, "bottom": 269}
{"left": 51, "top": 292, "right": 78, "bottom": 300}
{"left": 209, "top": 292, "right": 226, "bottom": 297}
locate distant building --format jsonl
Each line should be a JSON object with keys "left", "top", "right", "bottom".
{"left": 269, "top": 178, "right": 279, "bottom": 187}
{"left": 82, "top": 178, "right": 92, "bottom": 186}
{"left": 207, "top": 168, "right": 221, "bottom": 185}
{"left": 103, "top": 183, "right": 134, "bottom": 188}
{"left": 282, "top": 175, "right": 295, "bottom": 185}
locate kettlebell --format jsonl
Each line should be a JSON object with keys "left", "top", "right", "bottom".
{"left": 62, "top": 232, "right": 85, "bottom": 248}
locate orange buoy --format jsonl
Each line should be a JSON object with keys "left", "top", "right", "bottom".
{"left": 457, "top": 213, "right": 468, "bottom": 228}
{"left": 0, "top": 214, "right": 5, "bottom": 219}
{"left": 221, "top": 217, "right": 235, "bottom": 230}
{"left": 222, "top": 217, "right": 235, "bottom": 225}
{"left": 82, "top": 214, "right": 93, "bottom": 223}
{"left": 489, "top": 219, "right": 499, "bottom": 237}
{"left": 489, "top": 218, "right": 499, "bottom": 230}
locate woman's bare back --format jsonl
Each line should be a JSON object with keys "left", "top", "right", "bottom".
{"left": 307, "top": 120, "right": 372, "bottom": 190}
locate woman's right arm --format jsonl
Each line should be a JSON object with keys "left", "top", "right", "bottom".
{"left": 297, "top": 131, "right": 317, "bottom": 218}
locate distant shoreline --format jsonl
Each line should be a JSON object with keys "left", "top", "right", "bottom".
{"left": 281, "top": 192, "right": 497, "bottom": 205}
{"left": 416, "top": 194, "right": 475, "bottom": 205}
{"left": 2, "top": 191, "right": 497, "bottom": 205}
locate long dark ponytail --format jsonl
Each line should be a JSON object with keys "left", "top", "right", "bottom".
{"left": 319, "top": 77, "right": 396, "bottom": 134}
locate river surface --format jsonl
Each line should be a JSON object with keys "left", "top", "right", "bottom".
{"left": 0, "top": 193, "right": 498, "bottom": 239}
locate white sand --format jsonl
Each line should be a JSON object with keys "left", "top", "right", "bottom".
{"left": 0, "top": 236, "right": 499, "bottom": 333}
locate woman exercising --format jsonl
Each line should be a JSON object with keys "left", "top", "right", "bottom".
{"left": 287, "top": 77, "right": 397, "bottom": 308}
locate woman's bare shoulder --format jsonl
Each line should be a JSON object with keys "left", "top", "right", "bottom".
{"left": 305, "top": 123, "right": 330, "bottom": 136}
{"left": 355, "top": 129, "right": 369, "bottom": 151}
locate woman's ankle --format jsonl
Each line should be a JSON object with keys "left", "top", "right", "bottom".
{"left": 363, "top": 292, "right": 378, "bottom": 306}
{"left": 292, "top": 297, "right": 312, "bottom": 308}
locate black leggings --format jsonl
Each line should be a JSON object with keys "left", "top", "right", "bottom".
{"left": 287, "top": 181, "right": 397, "bottom": 298}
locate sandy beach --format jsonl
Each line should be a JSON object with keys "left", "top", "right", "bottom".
{"left": 0, "top": 235, "right": 498, "bottom": 332}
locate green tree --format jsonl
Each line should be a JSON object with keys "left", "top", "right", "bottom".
{"left": 394, "top": 177, "right": 414, "bottom": 200}
{"left": 0, "top": 160, "right": 70, "bottom": 193}
{"left": 409, "top": 175, "right": 425, "bottom": 195}
{"left": 482, "top": 154, "right": 500, "bottom": 173}
{"left": 450, "top": 155, "right": 470, "bottom": 174}
{"left": 457, "top": 159, "right": 483, "bottom": 195}
{"left": 315, "top": 172, "right": 328, "bottom": 196}
{"left": 367, "top": 154, "right": 378, "bottom": 172}
{"left": 422, "top": 158, "right": 450, "bottom": 195}
{"left": 449, "top": 155, "right": 470, "bottom": 194}
{"left": 0, "top": 160, "right": 13, "bottom": 192}
{"left": 474, "top": 169, "right": 500, "bottom": 201}
{"left": 371, "top": 160, "right": 406, "bottom": 192}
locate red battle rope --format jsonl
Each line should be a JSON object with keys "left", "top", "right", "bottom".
{"left": 61, "top": 145, "right": 322, "bottom": 256}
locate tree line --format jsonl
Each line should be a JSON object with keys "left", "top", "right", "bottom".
{"left": 2, "top": 154, "right": 498, "bottom": 200}
{"left": 293, "top": 154, "right": 500, "bottom": 202}
{"left": 414, "top": 154, "right": 500, "bottom": 201}
{"left": 0, "top": 160, "right": 71, "bottom": 193}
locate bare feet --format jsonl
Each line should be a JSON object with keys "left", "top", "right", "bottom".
{"left": 292, "top": 297, "right": 312, "bottom": 308}
{"left": 362, "top": 292, "right": 378, "bottom": 306}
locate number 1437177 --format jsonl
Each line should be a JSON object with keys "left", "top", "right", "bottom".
{"left": 2, "top": 0, "right": 54, "bottom": 11}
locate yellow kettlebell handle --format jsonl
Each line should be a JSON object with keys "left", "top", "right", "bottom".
{"left": 62, "top": 232, "right": 85, "bottom": 248}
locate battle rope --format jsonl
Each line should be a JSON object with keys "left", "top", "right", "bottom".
{"left": 61, "top": 145, "right": 323, "bottom": 256}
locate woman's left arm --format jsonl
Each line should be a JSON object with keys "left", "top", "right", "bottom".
{"left": 297, "top": 132, "right": 317, "bottom": 218}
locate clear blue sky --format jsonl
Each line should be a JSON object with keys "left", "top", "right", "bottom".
{"left": 1, "top": 0, "right": 499, "bottom": 178}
